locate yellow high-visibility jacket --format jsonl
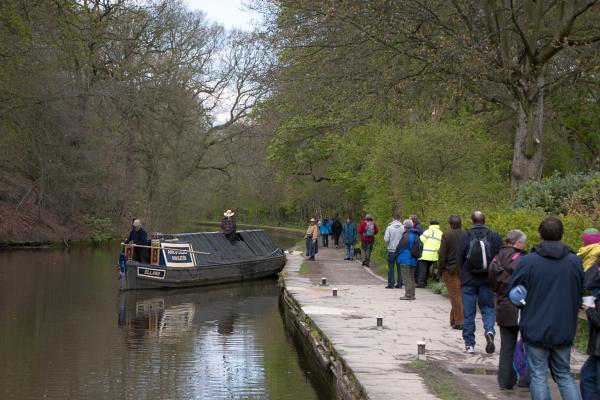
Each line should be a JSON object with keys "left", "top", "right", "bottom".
{"left": 419, "top": 225, "right": 443, "bottom": 261}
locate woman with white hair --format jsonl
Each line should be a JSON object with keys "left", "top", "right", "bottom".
{"left": 489, "top": 229, "right": 529, "bottom": 390}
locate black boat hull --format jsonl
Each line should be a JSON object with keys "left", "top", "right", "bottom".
{"left": 120, "top": 255, "right": 286, "bottom": 290}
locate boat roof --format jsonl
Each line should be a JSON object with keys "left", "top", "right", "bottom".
{"left": 164, "top": 229, "right": 282, "bottom": 265}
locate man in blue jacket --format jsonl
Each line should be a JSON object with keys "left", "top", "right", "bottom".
{"left": 510, "top": 217, "right": 584, "bottom": 400}
{"left": 457, "top": 211, "right": 502, "bottom": 354}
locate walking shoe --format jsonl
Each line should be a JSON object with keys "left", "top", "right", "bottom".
{"left": 452, "top": 324, "right": 463, "bottom": 330}
{"left": 464, "top": 346, "right": 475, "bottom": 354}
{"left": 385, "top": 285, "right": 393, "bottom": 289}
{"left": 485, "top": 332, "right": 495, "bottom": 354}
{"left": 399, "top": 296, "right": 413, "bottom": 300}
{"left": 395, "top": 285, "right": 402, "bottom": 289}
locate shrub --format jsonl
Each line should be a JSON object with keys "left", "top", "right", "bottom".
{"left": 514, "top": 172, "right": 600, "bottom": 216}
{"left": 86, "top": 216, "right": 113, "bottom": 243}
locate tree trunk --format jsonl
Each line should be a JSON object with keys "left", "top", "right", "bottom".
{"left": 511, "top": 77, "right": 545, "bottom": 193}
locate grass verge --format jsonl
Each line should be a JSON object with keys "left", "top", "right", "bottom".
{"left": 299, "top": 262, "right": 310, "bottom": 274}
{"left": 405, "top": 360, "right": 481, "bottom": 400}
{"left": 574, "top": 317, "right": 589, "bottom": 354}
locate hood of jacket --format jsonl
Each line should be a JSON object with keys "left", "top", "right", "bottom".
{"left": 388, "top": 220, "right": 402, "bottom": 228}
{"left": 531, "top": 241, "right": 572, "bottom": 260}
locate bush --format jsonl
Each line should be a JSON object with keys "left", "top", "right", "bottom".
{"left": 486, "top": 208, "right": 592, "bottom": 251}
{"left": 86, "top": 216, "right": 113, "bottom": 243}
{"left": 514, "top": 172, "right": 600, "bottom": 217}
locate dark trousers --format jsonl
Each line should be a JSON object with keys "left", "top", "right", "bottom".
{"left": 387, "top": 251, "right": 402, "bottom": 287}
{"left": 400, "top": 265, "right": 416, "bottom": 298}
{"left": 322, "top": 234, "right": 329, "bottom": 247}
{"left": 498, "top": 326, "right": 519, "bottom": 389}
{"left": 361, "top": 242, "right": 374, "bottom": 265}
{"left": 581, "top": 355, "right": 600, "bottom": 400}
{"left": 417, "top": 260, "right": 434, "bottom": 287}
{"left": 333, "top": 233, "right": 341, "bottom": 247}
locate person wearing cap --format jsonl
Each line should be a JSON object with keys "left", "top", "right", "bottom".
{"left": 417, "top": 220, "right": 443, "bottom": 287}
{"left": 305, "top": 218, "right": 319, "bottom": 261}
{"left": 220, "top": 210, "right": 237, "bottom": 243}
{"left": 125, "top": 218, "right": 149, "bottom": 262}
{"left": 358, "top": 214, "right": 379, "bottom": 267}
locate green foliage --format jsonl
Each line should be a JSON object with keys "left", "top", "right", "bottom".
{"left": 575, "top": 317, "right": 589, "bottom": 354}
{"left": 514, "top": 172, "right": 600, "bottom": 221}
{"left": 428, "top": 281, "right": 449, "bottom": 297}
{"left": 85, "top": 217, "right": 113, "bottom": 243}
{"left": 485, "top": 208, "right": 592, "bottom": 251}
{"left": 299, "top": 262, "right": 310, "bottom": 274}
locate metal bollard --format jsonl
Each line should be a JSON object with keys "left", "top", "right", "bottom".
{"left": 332, "top": 288, "right": 338, "bottom": 296}
{"left": 417, "top": 341, "right": 426, "bottom": 360}
{"left": 376, "top": 316, "right": 383, "bottom": 327}
{"left": 321, "top": 277, "right": 327, "bottom": 286}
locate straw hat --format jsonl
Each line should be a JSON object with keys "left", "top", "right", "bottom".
{"left": 224, "top": 209, "right": 235, "bottom": 217}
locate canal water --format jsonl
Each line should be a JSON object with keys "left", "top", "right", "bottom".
{"left": 0, "top": 228, "right": 329, "bottom": 399}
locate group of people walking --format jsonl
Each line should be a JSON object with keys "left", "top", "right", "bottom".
{"left": 305, "top": 209, "right": 600, "bottom": 399}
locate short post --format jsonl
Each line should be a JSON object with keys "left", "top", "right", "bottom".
{"left": 417, "top": 341, "right": 426, "bottom": 360}
{"left": 321, "top": 277, "right": 327, "bottom": 286}
{"left": 332, "top": 288, "right": 338, "bottom": 297}
{"left": 376, "top": 316, "right": 383, "bottom": 327}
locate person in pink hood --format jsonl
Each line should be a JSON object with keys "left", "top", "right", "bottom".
{"left": 578, "top": 228, "right": 600, "bottom": 272}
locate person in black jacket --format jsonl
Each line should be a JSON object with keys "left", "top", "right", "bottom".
{"left": 220, "top": 210, "right": 237, "bottom": 243}
{"left": 438, "top": 215, "right": 465, "bottom": 330}
{"left": 579, "top": 297, "right": 600, "bottom": 400}
{"left": 510, "top": 217, "right": 584, "bottom": 400}
{"left": 581, "top": 295, "right": 600, "bottom": 399}
{"left": 488, "top": 229, "right": 528, "bottom": 390}
{"left": 331, "top": 214, "right": 343, "bottom": 248}
{"left": 125, "top": 218, "right": 149, "bottom": 262}
{"left": 457, "top": 211, "right": 502, "bottom": 354}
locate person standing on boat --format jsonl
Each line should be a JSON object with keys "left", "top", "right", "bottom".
{"left": 305, "top": 218, "right": 319, "bottom": 261}
{"left": 125, "top": 219, "right": 149, "bottom": 262}
{"left": 220, "top": 210, "right": 237, "bottom": 243}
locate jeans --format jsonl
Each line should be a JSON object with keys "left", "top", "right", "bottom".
{"left": 322, "top": 234, "right": 329, "bottom": 247}
{"left": 528, "top": 345, "right": 580, "bottom": 400}
{"left": 581, "top": 355, "right": 600, "bottom": 400}
{"left": 417, "top": 260, "right": 434, "bottom": 286}
{"left": 387, "top": 251, "right": 401, "bottom": 287}
{"left": 305, "top": 238, "right": 317, "bottom": 258}
{"left": 361, "top": 242, "right": 374, "bottom": 265}
{"left": 461, "top": 285, "right": 496, "bottom": 347}
{"left": 345, "top": 243, "right": 354, "bottom": 259}
{"left": 400, "top": 264, "right": 416, "bottom": 298}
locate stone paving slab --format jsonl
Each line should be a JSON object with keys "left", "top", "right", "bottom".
{"left": 283, "top": 246, "right": 586, "bottom": 400}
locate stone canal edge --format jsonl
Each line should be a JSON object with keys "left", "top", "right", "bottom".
{"left": 278, "top": 248, "right": 587, "bottom": 400}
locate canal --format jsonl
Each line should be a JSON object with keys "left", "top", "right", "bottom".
{"left": 0, "top": 228, "right": 331, "bottom": 399}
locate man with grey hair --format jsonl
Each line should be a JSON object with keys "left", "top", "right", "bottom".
{"left": 457, "top": 211, "right": 502, "bottom": 354}
{"left": 125, "top": 218, "right": 149, "bottom": 262}
{"left": 396, "top": 219, "right": 420, "bottom": 300}
{"left": 489, "top": 229, "right": 529, "bottom": 389}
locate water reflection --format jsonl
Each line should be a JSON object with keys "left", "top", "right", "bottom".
{"left": 0, "top": 228, "right": 324, "bottom": 400}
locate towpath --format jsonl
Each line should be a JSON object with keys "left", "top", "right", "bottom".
{"left": 282, "top": 246, "right": 586, "bottom": 400}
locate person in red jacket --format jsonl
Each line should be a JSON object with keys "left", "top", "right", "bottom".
{"left": 358, "top": 214, "right": 379, "bottom": 267}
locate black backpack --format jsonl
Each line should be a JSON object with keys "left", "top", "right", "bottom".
{"left": 466, "top": 229, "right": 493, "bottom": 274}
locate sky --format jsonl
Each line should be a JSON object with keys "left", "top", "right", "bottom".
{"left": 185, "top": 0, "right": 262, "bottom": 30}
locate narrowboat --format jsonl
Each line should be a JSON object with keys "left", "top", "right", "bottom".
{"left": 119, "top": 230, "right": 286, "bottom": 290}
